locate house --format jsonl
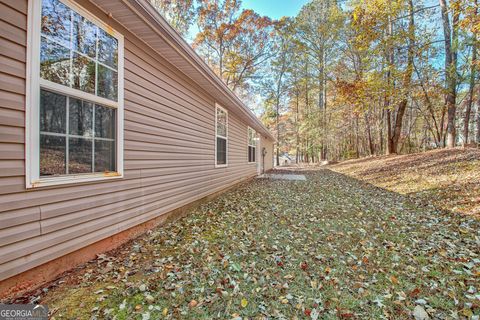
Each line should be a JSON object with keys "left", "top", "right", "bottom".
{"left": 278, "top": 153, "right": 294, "bottom": 166}
{"left": 0, "top": 0, "right": 275, "bottom": 297}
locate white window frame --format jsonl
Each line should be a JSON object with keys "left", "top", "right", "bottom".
{"left": 247, "top": 127, "right": 257, "bottom": 163}
{"left": 214, "top": 103, "right": 228, "bottom": 168}
{"left": 26, "top": 0, "right": 124, "bottom": 188}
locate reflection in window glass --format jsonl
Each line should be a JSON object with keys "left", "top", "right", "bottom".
{"left": 217, "top": 123, "right": 226, "bottom": 137}
{"left": 217, "top": 109, "right": 226, "bottom": 125}
{"left": 248, "top": 146, "right": 256, "bottom": 162}
{"left": 40, "top": 37, "right": 70, "bottom": 86}
{"left": 72, "top": 53, "right": 95, "bottom": 94}
{"left": 69, "top": 138, "right": 92, "bottom": 173}
{"left": 40, "top": 0, "right": 119, "bottom": 101}
{"left": 216, "top": 108, "right": 227, "bottom": 137}
{"left": 215, "top": 107, "right": 228, "bottom": 165}
{"left": 69, "top": 98, "right": 93, "bottom": 136}
{"left": 216, "top": 137, "right": 227, "bottom": 165}
{"left": 40, "top": 135, "right": 66, "bottom": 176}
{"left": 39, "top": 89, "right": 116, "bottom": 176}
{"left": 40, "top": 90, "right": 66, "bottom": 133}
{"left": 37, "top": 0, "right": 120, "bottom": 180}
{"left": 72, "top": 12, "right": 97, "bottom": 58}
{"left": 97, "top": 65, "right": 118, "bottom": 101}
{"left": 248, "top": 128, "right": 256, "bottom": 162}
{"left": 98, "top": 28, "right": 118, "bottom": 68}
{"left": 248, "top": 128, "right": 256, "bottom": 146}
{"left": 41, "top": 0, "right": 71, "bottom": 46}
{"left": 95, "top": 140, "right": 116, "bottom": 172}
{"left": 95, "top": 105, "right": 115, "bottom": 138}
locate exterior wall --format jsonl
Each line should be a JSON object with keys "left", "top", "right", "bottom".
{"left": 260, "top": 135, "right": 274, "bottom": 172}
{"left": 0, "top": 0, "right": 271, "bottom": 285}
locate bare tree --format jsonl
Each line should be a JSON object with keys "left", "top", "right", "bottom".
{"left": 387, "top": 0, "right": 415, "bottom": 154}
{"left": 464, "top": 2, "right": 477, "bottom": 146}
{"left": 439, "top": 0, "right": 459, "bottom": 148}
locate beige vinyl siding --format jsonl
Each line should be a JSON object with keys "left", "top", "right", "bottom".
{"left": 0, "top": 0, "right": 270, "bottom": 281}
{"left": 261, "top": 136, "right": 275, "bottom": 172}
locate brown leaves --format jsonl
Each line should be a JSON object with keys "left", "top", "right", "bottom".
{"left": 32, "top": 165, "right": 480, "bottom": 319}
{"left": 300, "top": 261, "right": 308, "bottom": 271}
{"left": 409, "top": 287, "right": 421, "bottom": 298}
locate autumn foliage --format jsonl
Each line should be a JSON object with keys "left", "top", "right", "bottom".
{"left": 151, "top": 0, "right": 480, "bottom": 162}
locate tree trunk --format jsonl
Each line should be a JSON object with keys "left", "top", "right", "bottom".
{"left": 295, "top": 90, "right": 300, "bottom": 163}
{"left": 276, "top": 98, "right": 280, "bottom": 166}
{"left": 440, "top": 0, "right": 459, "bottom": 148}
{"left": 388, "top": 0, "right": 415, "bottom": 154}
{"left": 464, "top": 11, "right": 477, "bottom": 145}
{"left": 386, "top": 109, "right": 394, "bottom": 154}
{"left": 477, "top": 87, "right": 480, "bottom": 145}
{"left": 355, "top": 114, "right": 360, "bottom": 158}
{"left": 378, "top": 104, "right": 385, "bottom": 154}
{"left": 464, "top": 48, "right": 476, "bottom": 146}
{"left": 365, "top": 112, "right": 375, "bottom": 155}
{"left": 385, "top": 13, "right": 395, "bottom": 155}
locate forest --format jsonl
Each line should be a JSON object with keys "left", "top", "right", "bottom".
{"left": 152, "top": 0, "right": 480, "bottom": 164}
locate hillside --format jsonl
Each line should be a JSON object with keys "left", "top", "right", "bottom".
{"left": 329, "top": 148, "right": 480, "bottom": 217}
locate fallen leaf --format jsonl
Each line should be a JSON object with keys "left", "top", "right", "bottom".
{"left": 241, "top": 298, "right": 248, "bottom": 308}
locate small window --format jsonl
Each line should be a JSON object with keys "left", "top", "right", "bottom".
{"left": 26, "top": 0, "right": 124, "bottom": 188}
{"left": 215, "top": 105, "right": 228, "bottom": 167}
{"left": 248, "top": 127, "right": 256, "bottom": 163}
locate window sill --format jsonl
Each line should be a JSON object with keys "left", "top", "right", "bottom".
{"left": 248, "top": 162, "right": 257, "bottom": 164}
{"left": 27, "top": 172, "right": 123, "bottom": 189}
{"left": 215, "top": 164, "right": 228, "bottom": 168}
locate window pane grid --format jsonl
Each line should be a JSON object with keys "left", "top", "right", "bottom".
{"left": 216, "top": 137, "right": 227, "bottom": 165}
{"left": 68, "top": 9, "right": 73, "bottom": 93}
{"left": 248, "top": 128, "right": 256, "bottom": 147}
{"left": 216, "top": 108, "right": 227, "bottom": 137}
{"left": 42, "top": 34, "right": 118, "bottom": 72}
{"left": 40, "top": 132, "right": 114, "bottom": 141}
{"left": 248, "top": 128, "right": 256, "bottom": 162}
{"left": 217, "top": 124, "right": 227, "bottom": 138}
{"left": 92, "top": 99, "right": 95, "bottom": 171}
{"left": 30, "top": 0, "right": 122, "bottom": 186}
{"left": 94, "top": 22, "right": 98, "bottom": 97}
{"left": 41, "top": 0, "right": 118, "bottom": 102}
{"left": 248, "top": 146, "right": 256, "bottom": 162}
{"left": 40, "top": 89, "right": 116, "bottom": 176}
{"left": 215, "top": 106, "right": 227, "bottom": 166}
{"left": 65, "top": 95, "right": 70, "bottom": 173}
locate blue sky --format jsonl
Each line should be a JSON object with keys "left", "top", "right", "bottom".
{"left": 241, "top": 0, "right": 309, "bottom": 19}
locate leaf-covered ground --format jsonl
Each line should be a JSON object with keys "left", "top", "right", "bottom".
{"left": 329, "top": 148, "right": 480, "bottom": 217}
{"left": 10, "top": 165, "right": 480, "bottom": 319}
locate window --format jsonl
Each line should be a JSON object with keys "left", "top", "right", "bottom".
{"left": 26, "top": 0, "right": 124, "bottom": 188}
{"left": 248, "top": 127, "right": 256, "bottom": 163}
{"left": 215, "top": 105, "right": 228, "bottom": 167}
